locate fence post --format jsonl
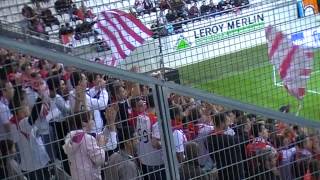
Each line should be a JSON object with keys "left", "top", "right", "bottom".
{"left": 152, "top": 84, "right": 181, "bottom": 180}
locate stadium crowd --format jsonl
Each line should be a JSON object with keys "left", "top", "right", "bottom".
{"left": 0, "top": 45, "right": 320, "bottom": 180}
{"left": 19, "top": 0, "right": 249, "bottom": 45}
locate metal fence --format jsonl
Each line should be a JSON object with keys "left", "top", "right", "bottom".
{"left": 0, "top": 29, "right": 320, "bottom": 180}
{"left": 0, "top": 0, "right": 319, "bottom": 121}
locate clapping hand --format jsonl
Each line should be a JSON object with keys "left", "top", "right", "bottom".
{"left": 105, "top": 104, "right": 119, "bottom": 130}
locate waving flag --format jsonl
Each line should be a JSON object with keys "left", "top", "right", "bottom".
{"left": 265, "top": 25, "right": 314, "bottom": 100}
{"left": 95, "top": 10, "right": 153, "bottom": 66}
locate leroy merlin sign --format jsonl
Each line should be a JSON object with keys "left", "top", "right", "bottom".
{"left": 193, "top": 13, "right": 265, "bottom": 46}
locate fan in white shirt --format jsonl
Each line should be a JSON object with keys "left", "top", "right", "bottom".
{"left": 69, "top": 72, "right": 109, "bottom": 134}
{"left": 9, "top": 99, "right": 50, "bottom": 174}
{"left": 133, "top": 98, "right": 164, "bottom": 166}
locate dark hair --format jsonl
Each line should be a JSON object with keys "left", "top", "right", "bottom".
{"left": 229, "top": 109, "right": 244, "bottom": 118}
{"left": 9, "top": 85, "right": 25, "bottom": 115}
{"left": 130, "top": 97, "right": 144, "bottom": 109}
{"left": 279, "top": 105, "right": 290, "bottom": 113}
{"left": 70, "top": 71, "right": 82, "bottom": 88}
{"left": 87, "top": 72, "right": 100, "bottom": 84}
{"left": 117, "top": 126, "right": 135, "bottom": 150}
{"left": 146, "top": 94, "right": 155, "bottom": 109}
{"left": 295, "top": 134, "right": 307, "bottom": 148}
{"left": 187, "top": 107, "right": 201, "bottom": 123}
{"left": 20, "top": 62, "right": 31, "bottom": 72}
{"left": 213, "top": 113, "right": 227, "bottom": 128}
{"left": 67, "top": 111, "right": 91, "bottom": 131}
{"left": 170, "top": 105, "right": 183, "bottom": 120}
{"left": 252, "top": 122, "right": 265, "bottom": 138}
{"left": 247, "top": 114, "right": 257, "bottom": 120}
{"left": 47, "top": 76, "right": 61, "bottom": 91}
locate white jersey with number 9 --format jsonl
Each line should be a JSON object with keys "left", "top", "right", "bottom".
{"left": 136, "top": 113, "right": 163, "bottom": 166}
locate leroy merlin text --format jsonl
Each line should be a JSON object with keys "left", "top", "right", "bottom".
{"left": 194, "top": 14, "right": 265, "bottom": 45}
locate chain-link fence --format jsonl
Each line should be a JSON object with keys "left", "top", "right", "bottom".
{"left": 0, "top": 31, "right": 320, "bottom": 180}
{"left": 1, "top": 0, "right": 319, "bottom": 121}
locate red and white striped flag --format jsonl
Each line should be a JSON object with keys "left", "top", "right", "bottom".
{"left": 95, "top": 10, "right": 153, "bottom": 66}
{"left": 265, "top": 25, "right": 314, "bottom": 100}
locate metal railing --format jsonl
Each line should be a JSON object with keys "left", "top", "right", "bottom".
{"left": 0, "top": 28, "right": 319, "bottom": 180}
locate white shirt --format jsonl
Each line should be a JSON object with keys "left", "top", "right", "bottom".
{"left": 0, "top": 97, "right": 12, "bottom": 140}
{"left": 88, "top": 88, "right": 109, "bottom": 133}
{"left": 16, "top": 117, "right": 50, "bottom": 171}
{"left": 136, "top": 113, "right": 164, "bottom": 166}
{"left": 102, "top": 129, "right": 118, "bottom": 151}
{"left": 46, "top": 94, "right": 71, "bottom": 122}
{"left": 69, "top": 88, "right": 109, "bottom": 133}
{"left": 224, "top": 126, "right": 235, "bottom": 136}
{"left": 195, "top": 123, "right": 214, "bottom": 167}
{"left": 281, "top": 147, "right": 296, "bottom": 164}
{"left": 173, "top": 129, "right": 187, "bottom": 153}
{"left": 24, "top": 87, "right": 39, "bottom": 108}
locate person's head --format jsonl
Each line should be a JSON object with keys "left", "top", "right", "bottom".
{"left": 279, "top": 105, "right": 290, "bottom": 113}
{"left": 10, "top": 85, "right": 29, "bottom": 119}
{"left": 170, "top": 105, "right": 184, "bottom": 121}
{"left": 146, "top": 94, "right": 155, "bottom": 112}
{"left": 247, "top": 114, "right": 257, "bottom": 122}
{"left": 213, "top": 113, "right": 228, "bottom": 130}
{"left": 0, "top": 80, "right": 14, "bottom": 100}
{"left": 295, "top": 134, "right": 312, "bottom": 150}
{"left": 236, "top": 115, "right": 251, "bottom": 133}
{"left": 67, "top": 111, "right": 92, "bottom": 131}
{"left": 47, "top": 76, "right": 61, "bottom": 97}
{"left": 187, "top": 107, "right": 201, "bottom": 123}
{"left": 87, "top": 72, "right": 101, "bottom": 87}
{"left": 60, "top": 79, "right": 67, "bottom": 94}
{"left": 140, "top": 85, "right": 150, "bottom": 96}
{"left": 252, "top": 122, "right": 269, "bottom": 139}
{"left": 225, "top": 110, "right": 236, "bottom": 125}
{"left": 130, "top": 97, "right": 146, "bottom": 113}
{"left": 115, "top": 85, "right": 127, "bottom": 100}
{"left": 118, "top": 126, "right": 137, "bottom": 154}
{"left": 70, "top": 71, "right": 87, "bottom": 89}
{"left": 20, "top": 62, "right": 32, "bottom": 75}
{"left": 94, "top": 58, "right": 101, "bottom": 62}
{"left": 256, "top": 147, "right": 278, "bottom": 169}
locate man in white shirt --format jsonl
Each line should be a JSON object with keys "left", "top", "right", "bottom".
{"left": 131, "top": 97, "right": 165, "bottom": 180}
{"left": 69, "top": 72, "right": 109, "bottom": 135}
{"left": 0, "top": 81, "right": 14, "bottom": 141}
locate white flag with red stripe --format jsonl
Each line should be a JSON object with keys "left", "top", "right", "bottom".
{"left": 265, "top": 25, "right": 314, "bottom": 100}
{"left": 94, "top": 10, "right": 153, "bottom": 66}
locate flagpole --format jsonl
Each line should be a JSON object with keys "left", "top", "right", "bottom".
{"left": 296, "top": 99, "right": 303, "bottom": 116}
{"left": 155, "top": 8, "right": 165, "bottom": 81}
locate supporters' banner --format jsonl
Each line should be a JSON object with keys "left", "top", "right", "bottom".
{"left": 95, "top": 10, "right": 153, "bottom": 66}
{"left": 265, "top": 25, "right": 314, "bottom": 100}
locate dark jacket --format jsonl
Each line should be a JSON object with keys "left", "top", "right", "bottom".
{"left": 207, "top": 133, "right": 245, "bottom": 180}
